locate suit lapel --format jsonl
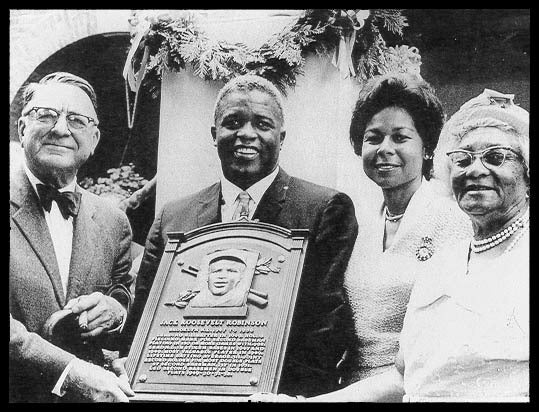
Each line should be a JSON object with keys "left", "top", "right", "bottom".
{"left": 66, "top": 189, "right": 97, "bottom": 302}
{"left": 252, "top": 168, "right": 291, "bottom": 224}
{"left": 10, "top": 168, "right": 65, "bottom": 306}
{"left": 197, "top": 182, "right": 222, "bottom": 226}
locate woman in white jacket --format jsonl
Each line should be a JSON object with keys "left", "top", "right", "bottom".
{"left": 251, "top": 73, "right": 472, "bottom": 402}
{"left": 339, "top": 73, "right": 471, "bottom": 384}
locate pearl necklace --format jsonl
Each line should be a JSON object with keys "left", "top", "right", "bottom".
{"left": 384, "top": 206, "right": 404, "bottom": 222}
{"left": 471, "top": 210, "right": 530, "bottom": 253}
{"left": 503, "top": 221, "right": 529, "bottom": 255}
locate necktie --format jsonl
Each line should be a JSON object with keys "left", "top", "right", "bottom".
{"left": 36, "top": 184, "right": 81, "bottom": 220}
{"left": 232, "top": 191, "right": 251, "bottom": 221}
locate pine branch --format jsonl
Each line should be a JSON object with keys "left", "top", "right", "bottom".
{"left": 371, "top": 9, "right": 408, "bottom": 37}
{"left": 130, "top": 9, "right": 419, "bottom": 97}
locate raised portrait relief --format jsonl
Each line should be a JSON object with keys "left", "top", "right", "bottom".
{"left": 175, "top": 248, "right": 261, "bottom": 317}
{"left": 190, "top": 252, "right": 253, "bottom": 308}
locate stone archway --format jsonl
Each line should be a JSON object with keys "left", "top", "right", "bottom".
{"left": 10, "top": 9, "right": 131, "bottom": 104}
{"left": 9, "top": 9, "right": 132, "bottom": 179}
{"left": 10, "top": 10, "right": 160, "bottom": 245}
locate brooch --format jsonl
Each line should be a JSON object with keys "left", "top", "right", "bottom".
{"left": 415, "top": 236, "right": 434, "bottom": 261}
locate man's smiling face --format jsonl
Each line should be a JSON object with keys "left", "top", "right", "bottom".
{"left": 211, "top": 89, "right": 285, "bottom": 189}
{"left": 18, "top": 83, "right": 100, "bottom": 184}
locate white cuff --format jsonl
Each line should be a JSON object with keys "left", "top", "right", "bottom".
{"left": 51, "top": 358, "right": 76, "bottom": 397}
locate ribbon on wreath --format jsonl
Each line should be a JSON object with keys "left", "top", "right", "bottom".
{"left": 122, "top": 21, "right": 151, "bottom": 129}
{"left": 123, "top": 21, "right": 150, "bottom": 92}
{"left": 332, "top": 30, "right": 357, "bottom": 79}
{"left": 331, "top": 9, "right": 370, "bottom": 79}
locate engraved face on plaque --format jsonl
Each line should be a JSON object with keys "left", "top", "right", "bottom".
{"left": 168, "top": 249, "right": 262, "bottom": 317}
{"left": 126, "top": 222, "right": 308, "bottom": 402}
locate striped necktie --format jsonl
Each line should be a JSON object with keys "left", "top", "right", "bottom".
{"left": 232, "top": 191, "right": 251, "bottom": 221}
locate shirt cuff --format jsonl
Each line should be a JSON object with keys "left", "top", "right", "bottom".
{"left": 51, "top": 358, "right": 76, "bottom": 397}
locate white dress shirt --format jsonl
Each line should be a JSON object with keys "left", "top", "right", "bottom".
{"left": 23, "top": 163, "right": 78, "bottom": 397}
{"left": 220, "top": 166, "right": 280, "bottom": 222}
{"left": 24, "top": 162, "right": 75, "bottom": 296}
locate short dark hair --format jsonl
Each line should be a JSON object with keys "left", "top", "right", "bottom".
{"left": 22, "top": 72, "right": 98, "bottom": 113}
{"left": 349, "top": 73, "right": 444, "bottom": 180}
{"left": 213, "top": 74, "right": 284, "bottom": 126}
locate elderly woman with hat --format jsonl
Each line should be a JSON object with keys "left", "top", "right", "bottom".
{"left": 254, "top": 89, "right": 529, "bottom": 402}
{"left": 393, "top": 88, "right": 530, "bottom": 402}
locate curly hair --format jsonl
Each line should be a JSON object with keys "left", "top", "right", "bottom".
{"left": 349, "top": 73, "right": 444, "bottom": 180}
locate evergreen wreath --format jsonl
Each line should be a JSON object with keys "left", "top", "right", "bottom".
{"left": 129, "top": 9, "right": 421, "bottom": 97}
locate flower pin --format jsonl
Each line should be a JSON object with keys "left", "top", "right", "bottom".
{"left": 415, "top": 236, "right": 434, "bottom": 261}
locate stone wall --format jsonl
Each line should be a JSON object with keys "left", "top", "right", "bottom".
{"left": 10, "top": 9, "right": 131, "bottom": 103}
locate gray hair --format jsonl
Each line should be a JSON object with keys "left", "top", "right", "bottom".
{"left": 213, "top": 74, "right": 285, "bottom": 126}
{"left": 22, "top": 72, "right": 98, "bottom": 114}
{"left": 433, "top": 89, "right": 529, "bottom": 196}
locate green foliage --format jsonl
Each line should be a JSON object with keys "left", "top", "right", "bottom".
{"left": 372, "top": 9, "right": 408, "bottom": 36}
{"left": 132, "top": 9, "right": 418, "bottom": 96}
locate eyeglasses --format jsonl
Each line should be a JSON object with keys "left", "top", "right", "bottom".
{"left": 27, "top": 107, "right": 98, "bottom": 131}
{"left": 446, "top": 146, "right": 522, "bottom": 170}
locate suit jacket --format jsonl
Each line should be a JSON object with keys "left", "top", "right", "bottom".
{"left": 123, "top": 168, "right": 358, "bottom": 396}
{"left": 9, "top": 166, "right": 134, "bottom": 403}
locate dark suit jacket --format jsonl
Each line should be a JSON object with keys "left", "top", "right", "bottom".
{"left": 9, "top": 166, "right": 134, "bottom": 403}
{"left": 123, "top": 168, "right": 358, "bottom": 396}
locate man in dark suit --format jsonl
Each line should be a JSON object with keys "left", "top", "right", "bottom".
{"left": 10, "top": 72, "right": 134, "bottom": 402}
{"left": 122, "top": 74, "right": 358, "bottom": 397}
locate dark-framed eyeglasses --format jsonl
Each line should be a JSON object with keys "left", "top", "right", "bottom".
{"left": 27, "top": 107, "right": 98, "bottom": 131}
{"left": 446, "top": 146, "right": 522, "bottom": 170}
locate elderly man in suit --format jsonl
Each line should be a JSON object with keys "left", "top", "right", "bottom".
{"left": 10, "top": 72, "right": 134, "bottom": 402}
{"left": 122, "top": 74, "right": 358, "bottom": 397}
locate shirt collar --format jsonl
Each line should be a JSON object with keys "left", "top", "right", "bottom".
{"left": 24, "top": 160, "right": 77, "bottom": 195}
{"left": 221, "top": 166, "right": 280, "bottom": 206}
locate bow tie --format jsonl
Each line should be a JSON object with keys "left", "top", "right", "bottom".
{"left": 36, "top": 184, "right": 81, "bottom": 219}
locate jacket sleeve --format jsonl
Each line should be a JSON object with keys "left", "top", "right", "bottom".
{"left": 120, "top": 207, "right": 166, "bottom": 356}
{"left": 107, "top": 212, "right": 134, "bottom": 312}
{"left": 10, "top": 314, "right": 76, "bottom": 391}
{"left": 281, "top": 191, "right": 358, "bottom": 396}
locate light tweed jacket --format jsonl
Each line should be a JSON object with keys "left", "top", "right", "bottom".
{"left": 10, "top": 166, "right": 134, "bottom": 402}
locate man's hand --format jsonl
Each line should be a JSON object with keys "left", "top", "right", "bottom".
{"left": 64, "top": 358, "right": 134, "bottom": 402}
{"left": 64, "top": 292, "right": 125, "bottom": 338}
{"left": 111, "top": 357, "right": 129, "bottom": 383}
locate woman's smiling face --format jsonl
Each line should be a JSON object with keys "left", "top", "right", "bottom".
{"left": 362, "top": 106, "right": 425, "bottom": 190}
{"left": 450, "top": 127, "right": 528, "bottom": 219}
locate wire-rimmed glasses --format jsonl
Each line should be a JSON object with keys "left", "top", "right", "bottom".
{"left": 27, "top": 107, "right": 98, "bottom": 131}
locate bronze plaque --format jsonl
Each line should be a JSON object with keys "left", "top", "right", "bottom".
{"left": 126, "top": 222, "right": 309, "bottom": 402}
